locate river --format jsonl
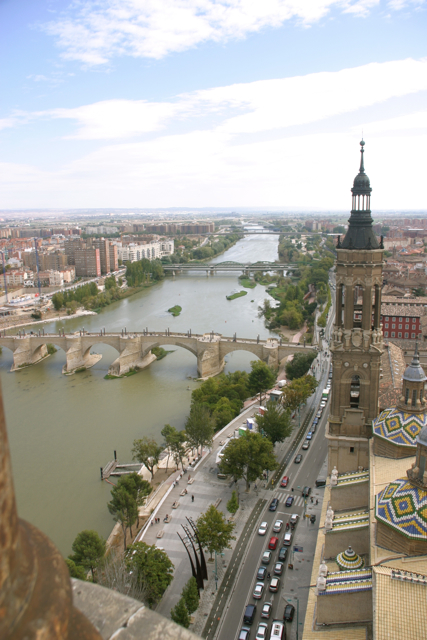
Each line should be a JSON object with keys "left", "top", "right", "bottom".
{"left": 2, "top": 234, "right": 280, "bottom": 555}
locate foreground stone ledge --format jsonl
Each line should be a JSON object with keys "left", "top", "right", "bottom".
{"left": 72, "top": 580, "right": 201, "bottom": 640}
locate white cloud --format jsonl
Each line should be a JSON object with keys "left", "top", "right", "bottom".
{"left": 355, "top": 110, "right": 427, "bottom": 133}
{"left": 44, "top": 58, "right": 427, "bottom": 139}
{"left": 41, "top": 0, "right": 396, "bottom": 65}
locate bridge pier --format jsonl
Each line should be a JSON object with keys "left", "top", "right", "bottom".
{"left": 9, "top": 338, "right": 49, "bottom": 371}
{"left": 63, "top": 341, "right": 102, "bottom": 374}
{"left": 196, "top": 334, "right": 225, "bottom": 378}
{"left": 108, "top": 339, "right": 156, "bottom": 377}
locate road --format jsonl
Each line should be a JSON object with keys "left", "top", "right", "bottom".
{"left": 207, "top": 367, "right": 330, "bottom": 640}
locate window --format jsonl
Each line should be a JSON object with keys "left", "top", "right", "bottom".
{"left": 350, "top": 375, "right": 360, "bottom": 408}
{"left": 385, "top": 323, "right": 389, "bottom": 328}
{"left": 384, "top": 331, "right": 389, "bottom": 337}
{"left": 412, "top": 333, "right": 416, "bottom": 338}
{"left": 405, "top": 332, "right": 409, "bottom": 338}
{"left": 399, "top": 317, "right": 403, "bottom": 321}
{"left": 398, "top": 324, "right": 402, "bottom": 329}
{"left": 406, "top": 388, "right": 410, "bottom": 404}
{"left": 385, "top": 316, "right": 389, "bottom": 321}
{"left": 350, "top": 447, "right": 355, "bottom": 453}
{"left": 398, "top": 332, "right": 402, "bottom": 338}
{"left": 392, "top": 324, "right": 396, "bottom": 329}
{"left": 413, "top": 390, "right": 417, "bottom": 406}
{"left": 392, "top": 332, "right": 395, "bottom": 337}
{"left": 413, "top": 325, "right": 417, "bottom": 330}
{"left": 406, "top": 318, "right": 410, "bottom": 322}
{"left": 405, "top": 325, "right": 409, "bottom": 330}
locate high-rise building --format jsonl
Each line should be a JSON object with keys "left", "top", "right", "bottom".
{"left": 74, "top": 248, "right": 101, "bottom": 277}
{"left": 328, "top": 140, "right": 384, "bottom": 474}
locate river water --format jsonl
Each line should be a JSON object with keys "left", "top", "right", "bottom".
{"left": 2, "top": 234, "right": 279, "bottom": 555}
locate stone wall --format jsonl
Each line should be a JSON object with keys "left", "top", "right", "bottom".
{"left": 317, "top": 589, "right": 372, "bottom": 625}
{"left": 330, "top": 480, "right": 369, "bottom": 511}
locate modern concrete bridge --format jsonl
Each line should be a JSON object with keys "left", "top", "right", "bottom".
{"left": 0, "top": 329, "right": 315, "bottom": 378}
{"left": 163, "top": 261, "right": 295, "bottom": 275}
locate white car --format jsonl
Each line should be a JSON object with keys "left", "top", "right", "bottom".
{"left": 258, "top": 521, "right": 268, "bottom": 536}
{"left": 253, "top": 582, "right": 264, "bottom": 599}
{"left": 273, "top": 519, "right": 283, "bottom": 533}
{"left": 320, "top": 401, "right": 326, "bottom": 408}
{"left": 290, "top": 513, "right": 299, "bottom": 524}
{"left": 256, "top": 622, "right": 269, "bottom": 639}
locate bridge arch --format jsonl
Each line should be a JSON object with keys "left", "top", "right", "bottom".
{"left": 141, "top": 339, "right": 198, "bottom": 359}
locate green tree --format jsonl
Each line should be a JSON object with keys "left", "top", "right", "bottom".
{"left": 65, "top": 557, "right": 87, "bottom": 580}
{"left": 116, "top": 472, "right": 152, "bottom": 528}
{"left": 181, "top": 576, "right": 200, "bottom": 615}
{"left": 170, "top": 597, "right": 191, "bottom": 628}
{"left": 104, "top": 275, "right": 117, "bottom": 290}
{"left": 226, "top": 490, "right": 239, "bottom": 515}
{"left": 248, "top": 360, "right": 276, "bottom": 404}
{"left": 126, "top": 542, "right": 174, "bottom": 608}
{"left": 108, "top": 486, "right": 138, "bottom": 549}
{"left": 255, "top": 401, "right": 292, "bottom": 447}
{"left": 132, "top": 437, "right": 163, "bottom": 480}
{"left": 413, "top": 287, "right": 425, "bottom": 297}
{"left": 185, "top": 403, "right": 215, "bottom": 455}
{"left": 332, "top": 225, "right": 346, "bottom": 234}
{"left": 161, "top": 423, "right": 176, "bottom": 473}
{"left": 69, "top": 530, "right": 106, "bottom": 582}
{"left": 212, "top": 397, "right": 235, "bottom": 429}
{"left": 285, "top": 352, "right": 317, "bottom": 380}
{"left": 219, "top": 431, "right": 277, "bottom": 491}
{"left": 52, "top": 292, "right": 64, "bottom": 310}
{"left": 281, "top": 375, "right": 318, "bottom": 411}
{"left": 196, "top": 505, "right": 235, "bottom": 560}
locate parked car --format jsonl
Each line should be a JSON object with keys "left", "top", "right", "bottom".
{"left": 302, "top": 486, "right": 311, "bottom": 497}
{"left": 274, "top": 562, "right": 284, "bottom": 575}
{"left": 316, "top": 410, "right": 322, "bottom": 418}
{"left": 313, "top": 417, "right": 319, "bottom": 425}
{"left": 302, "top": 440, "right": 310, "bottom": 450}
{"left": 261, "top": 602, "right": 272, "bottom": 619}
{"left": 285, "top": 496, "right": 294, "bottom": 507}
{"left": 269, "top": 577, "right": 280, "bottom": 592}
{"left": 294, "top": 454, "right": 303, "bottom": 463}
{"left": 253, "top": 582, "right": 264, "bottom": 599}
{"left": 284, "top": 604, "right": 295, "bottom": 622}
{"left": 262, "top": 551, "right": 272, "bottom": 564}
{"left": 243, "top": 604, "right": 257, "bottom": 625}
{"left": 273, "top": 520, "right": 283, "bottom": 533}
{"left": 283, "top": 532, "right": 292, "bottom": 546}
{"left": 268, "top": 536, "right": 279, "bottom": 550}
{"left": 280, "top": 475, "right": 289, "bottom": 487}
{"left": 315, "top": 478, "right": 327, "bottom": 487}
{"left": 255, "top": 622, "right": 268, "bottom": 640}
{"left": 278, "top": 547, "right": 288, "bottom": 562}
{"left": 239, "top": 626, "right": 251, "bottom": 640}
{"left": 257, "top": 566, "right": 267, "bottom": 580}
{"left": 269, "top": 498, "right": 279, "bottom": 511}
{"left": 306, "top": 431, "right": 313, "bottom": 440}
{"left": 320, "top": 401, "right": 326, "bottom": 408}
{"left": 258, "top": 521, "right": 268, "bottom": 536}
{"left": 290, "top": 513, "right": 299, "bottom": 525}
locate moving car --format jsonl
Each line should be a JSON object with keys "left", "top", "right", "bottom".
{"left": 278, "top": 547, "right": 288, "bottom": 562}
{"left": 273, "top": 520, "right": 283, "bottom": 533}
{"left": 285, "top": 496, "right": 294, "bottom": 507}
{"left": 269, "top": 498, "right": 279, "bottom": 511}
{"left": 257, "top": 566, "right": 267, "bottom": 581}
{"left": 238, "top": 626, "right": 251, "bottom": 640}
{"left": 255, "top": 622, "right": 268, "bottom": 640}
{"left": 243, "top": 604, "right": 257, "bottom": 625}
{"left": 273, "top": 562, "right": 284, "bottom": 575}
{"left": 284, "top": 604, "right": 295, "bottom": 622}
{"left": 302, "top": 486, "right": 311, "bottom": 497}
{"left": 294, "top": 454, "right": 303, "bottom": 464}
{"left": 283, "top": 532, "right": 292, "bottom": 546}
{"left": 253, "top": 582, "right": 264, "bottom": 599}
{"left": 280, "top": 475, "right": 289, "bottom": 487}
{"left": 269, "top": 621, "right": 285, "bottom": 639}
{"left": 258, "top": 521, "right": 268, "bottom": 536}
{"left": 262, "top": 551, "right": 272, "bottom": 564}
{"left": 268, "top": 536, "right": 279, "bottom": 550}
{"left": 261, "top": 602, "right": 272, "bottom": 619}
{"left": 269, "top": 577, "right": 280, "bottom": 592}
{"left": 302, "top": 440, "right": 310, "bottom": 450}
{"left": 290, "top": 513, "right": 299, "bottom": 525}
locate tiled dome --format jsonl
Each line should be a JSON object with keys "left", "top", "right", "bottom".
{"left": 373, "top": 407, "right": 427, "bottom": 448}
{"left": 375, "top": 478, "right": 427, "bottom": 539}
{"left": 336, "top": 546, "right": 364, "bottom": 571}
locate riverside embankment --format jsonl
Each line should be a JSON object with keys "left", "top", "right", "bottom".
{"left": 2, "top": 234, "right": 281, "bottom": 556}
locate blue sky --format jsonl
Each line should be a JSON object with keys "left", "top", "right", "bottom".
{"left": 1, "top": 0, "right": 426, "bottom": 210}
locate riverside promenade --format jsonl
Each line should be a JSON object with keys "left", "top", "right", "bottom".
{"left": 133, "top": 397, "right": 306, "bottom": 636}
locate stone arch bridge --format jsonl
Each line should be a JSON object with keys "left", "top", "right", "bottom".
{"left": 0, "top": 331, "right": 316, "bottom": 378}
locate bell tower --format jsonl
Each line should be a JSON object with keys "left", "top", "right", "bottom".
{"left": 327, "top": 140, "right": 384, "bottom": 473}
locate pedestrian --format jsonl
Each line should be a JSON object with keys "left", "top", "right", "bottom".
{"left": 172, "top": 481, "right": 175, "bottom": 488}
{"left": 316, "top": 499, "right": 318, "bottom": 505}
{"left": 151, "top": 520, "right": 154, "bottom": 526}
{"left": 291, "top": 487, "right": 294, "bottom": 492}
{"left": 191, "top": 495, "right": 194, "bottom": 502}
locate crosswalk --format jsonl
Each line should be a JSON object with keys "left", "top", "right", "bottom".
{"left": 270, "top": 488, "right": 306, "bottom": 507}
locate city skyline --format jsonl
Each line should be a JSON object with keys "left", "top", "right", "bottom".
{"left": 1, "top": 0, "right": 426, "bottom": 210}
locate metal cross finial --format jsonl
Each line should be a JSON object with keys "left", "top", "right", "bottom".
{"left": 359, "top": 138, "right": 365, "bottom": 173}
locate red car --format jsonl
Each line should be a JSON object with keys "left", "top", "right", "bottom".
{"left": 268, "top": 536, "right": 279, "bottom": 550}
{"left": 280, "top": 476, "right": 289, "bottom": 488}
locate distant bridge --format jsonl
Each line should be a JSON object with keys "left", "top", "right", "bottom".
{"left": 163, "top": 261, "right": 296, "bottom": 274}
{"left": 0, "top": 329, "right": 315, "bottom": 379}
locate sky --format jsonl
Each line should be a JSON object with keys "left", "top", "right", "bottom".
{"left": 0, "top": 0, "right": 426, "bottom": 211}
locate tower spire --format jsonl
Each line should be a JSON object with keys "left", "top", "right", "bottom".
{"left": 359, "top": 139, "right": 365, "bottom": 174}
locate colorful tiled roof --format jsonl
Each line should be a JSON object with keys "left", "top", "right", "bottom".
{"left": 373, "top": 408, "right": 427, "bottom": 448}
{"left": 375, "top": 477, "right": 427, "bottom": 539}
{"left": 336, "top": 470, "right": 369, "bottom": 486}
{"left": 318, "top": 568, "right": 372, "bottom": 595}
{"left": 336, "top": 546, "right": 364, "bottom": 571}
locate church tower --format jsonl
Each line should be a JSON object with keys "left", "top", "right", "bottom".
{"left": 327, "top": 140, "right": 384, "bottom": 473}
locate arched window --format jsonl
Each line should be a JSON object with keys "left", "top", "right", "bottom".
{"left": 412, "top": 389, "right": 417, "bottom": 407}
{"left": 350, "top": 375, "right": 360, "bottom": 408}
{"left": 405, "top": 387, "right": 410, "bottom": 404}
